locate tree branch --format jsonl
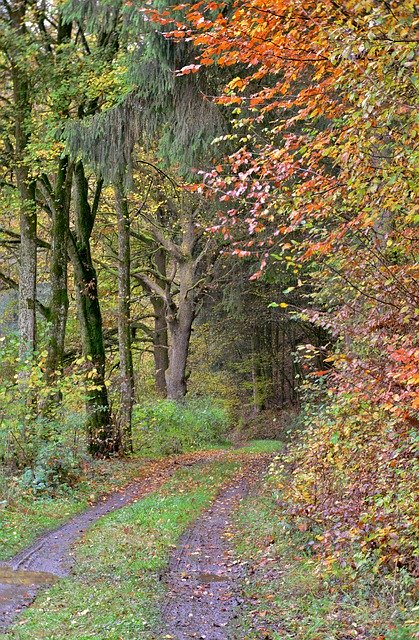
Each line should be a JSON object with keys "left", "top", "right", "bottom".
{"left": 0, "top": 271, "right": 51, "bottom": 320}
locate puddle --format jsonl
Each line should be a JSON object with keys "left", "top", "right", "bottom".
{"left": 0, "top": 567, "right": 58, "bottom": 586}
{"left": 196, "top": 572, "right": 228, "bottom": 583}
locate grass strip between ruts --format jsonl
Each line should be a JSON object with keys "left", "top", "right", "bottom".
{"left": 1, "top": 459, "right": 241, "bottom": 640}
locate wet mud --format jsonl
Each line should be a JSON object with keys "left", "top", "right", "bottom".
{"left": 0, "top": 451, "right": 225, "bottom": 632}
{"left": 160, "top": 458, "right": 266, "bottom": 640}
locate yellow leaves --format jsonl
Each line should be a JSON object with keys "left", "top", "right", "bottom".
{"left": 228, "top": 76, "right": 247, "bottom": 92}
{"left": 324, "top": 353, "right": 347, "bottom": 364}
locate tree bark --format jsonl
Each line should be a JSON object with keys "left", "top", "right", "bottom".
{"left": 18, "top": 189, "right": 37, "bottom": 362}
{"left": 10, "top": 0, "right": 37, "bottom": 363}
{"left": 69, "top": 162, "right": 116, "bottom": 456}
{"left": 165, "top": 260, "right": 195, "bottom": 400}
{"left": 44, "top": 157, "right": 71, "bottom": 387}
{"left": 251, "top": 332, "right": 265, "bottom": 413}
{"left": 115, "top": 181, "right": 135, "bottom": 451}
{"left": 152, "top": 246, "right": 169, "bottom": 396}
{"left": 44, "top": 18, "right": 73, "bottom": 388}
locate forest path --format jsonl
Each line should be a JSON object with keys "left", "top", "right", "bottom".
{"left": 0, "top": 449, "right": 232, "bottom": 632}
{"left": 160, "top": 457, "right": 265, "bottom": 639}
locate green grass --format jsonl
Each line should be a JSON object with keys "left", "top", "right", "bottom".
{"left": 238, "top": 439, "right": 283, "bottom": 454}
{"left": 0, "top": 457, "right": 165, "bottom": 561}
{"left": 230, "top": 478, "right": 418, "bottom": 640}
{"left": 1, "top": 459, "right": 241, "bottom": 640}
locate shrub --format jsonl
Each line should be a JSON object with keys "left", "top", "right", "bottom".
{"left": 19, "top": 441, "right": 86, "bottom": 496}
{"left": 271, "top": 389, "right": 419, "bottom": 577}
{"left": 132, "top": 397, "right": 230, "bottom": 456}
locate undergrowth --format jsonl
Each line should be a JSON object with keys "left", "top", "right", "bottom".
{"left": 231, "top": 474, "right": 418, "bottom": 640}
{"left": 132, "top": 397, "right": 230, "bottom": 455}
{"left": 0, "top": 457, "right": 155, "bottom": 560}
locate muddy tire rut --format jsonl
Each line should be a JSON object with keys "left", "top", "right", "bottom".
{"left": 160, "top": 458, "right": 265, "bottom": 640}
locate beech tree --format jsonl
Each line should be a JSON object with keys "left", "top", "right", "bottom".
{"left": 133, "top": 184, "right": 218, "bottom": 400}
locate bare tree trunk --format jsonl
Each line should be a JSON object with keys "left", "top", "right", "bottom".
{"left": 166, "top": 316, "right": 193, "bottom": 400}
{"left": 10, "top": 1, "right": 37, "bottom": 363}
{"left": 18, "top": 190, "right": 37, "bottom": 361}
{"left": 152, "top": 297, "right": 169, "bottom": 395}
{"left": 115, "top": 181, "right": 134, "bottom": 451}
{"left": 251, "top": 332, "right": 265, "bottom": 413}
{"left": 165, "top": 261, "right": 195, "bottom": 400}
{"left": 152, "top": 247, "right": 169, "bottom": 396}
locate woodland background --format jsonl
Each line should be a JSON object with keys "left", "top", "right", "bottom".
{"left": 0, "top": 0, "right": 417, "bottom": 622}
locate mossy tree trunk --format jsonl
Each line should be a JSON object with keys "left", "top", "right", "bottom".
{"left": 43, "top": 19, "right": 73, "bottom": 391}
{"left": 68, "top": 162, "right": 116, "bottom": 456}
{"left": 42, "top": 156, "right": 72, "bottom": 394}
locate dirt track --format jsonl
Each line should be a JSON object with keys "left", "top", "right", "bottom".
{"left": 160, "top": 458, "right": 265, "bottom": 639}
{"left": 0, "top": 451, "right": 228, "bottom": 632}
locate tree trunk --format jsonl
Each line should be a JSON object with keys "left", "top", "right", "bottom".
{"left": 18, "top": 190, "right": 37, "bottom": 362}
{"left": 11, "top": 1, "right": 37, "bottom": 363}
{"left": 44, "top": 19, "right": 73, "bottom": 390}
{"left": 115, "top": 181, "right": 134, "bottom": 451}
{"left": 152, "top": 247, "right": 169, "bottom": 396}
{"left": 69, "top": 162, "right": 116, "bottom": 456}
{"left": 165, "top": 261, "right": 194, "bottom": 401}
{"left": 251, "top": 332, "right": 265, "bottom": 413}
{"left": 44, "top": 157, "right": 71, "bottom": 387}
{"left": 166, "top": 317, "right": 193, "bottom": 400}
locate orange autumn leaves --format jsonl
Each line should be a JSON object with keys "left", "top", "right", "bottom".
{"left": 140, "top": 0, "right": 419, "bottom": 573}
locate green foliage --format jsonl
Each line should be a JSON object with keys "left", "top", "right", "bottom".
{"left": 132, "top": 398, "right": 230, "bottom": 456}
{"left": 18, "top": 441, "right": 85, "bottom": 496}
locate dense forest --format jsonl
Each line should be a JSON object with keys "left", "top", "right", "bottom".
{"left": 0, "top": 1, "right": 417, "bottom": 638}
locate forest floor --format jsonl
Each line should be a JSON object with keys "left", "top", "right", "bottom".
{"left": 0, "top": 441, "right": 415, "bottom": 640}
